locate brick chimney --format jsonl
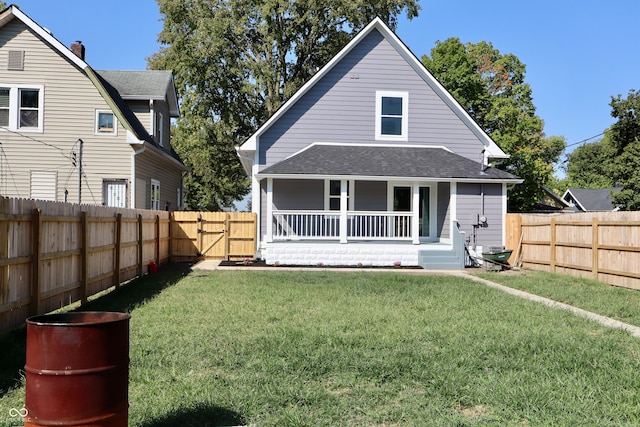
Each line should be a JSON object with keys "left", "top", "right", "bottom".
{"left": 70, "top": 41, "right": 85, "bottom": 60}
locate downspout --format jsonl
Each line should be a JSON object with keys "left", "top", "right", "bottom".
{"left": 131, "top": 144, "right": 146, "bottom": 209}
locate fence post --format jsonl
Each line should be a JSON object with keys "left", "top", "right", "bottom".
{"left": 224, "top": 213, "right": 230, "bottom": 260}
{"left": 137, "top": 214, "right": 143, "bottom": 277}
{"left": 30, "top": 208, "right": 42, "bottom": 316}
{"left": 592, "top": 217, "right": 599, "bottom": 280}
{"left": 550, "top": 217, "right": 556, "bottom": 272}
{"left": 0, "top": 198, "right": 9, "bottom": 305}
{"left": 80, "top": 211, "right": 89, "bottom": 305}
{"left": 197, "top": 213, "right": 203, "bottom": 257}
{"left": 155, "top": 214, "right": 161, "bottom": 265}
{"left": 114, "top": 213, "right": 122, "bottom": 288}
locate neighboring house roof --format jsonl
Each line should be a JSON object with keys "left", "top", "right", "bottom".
{"left": 0, "top": 4, "right": 185, "bottom": 170}
{"left": 96, "top": 70, "right": 180, "bottom": 117}
{"left": 258, "top": 144, "right": 520, "bottom": 182}
{"left": 530, "top": 186, "right": 573, "bottom": 213}
{"left": 562, "top": 188, "right": 619, "bottom": 212}
{"left": 237, "top": 17, "right": 509, "bottom": 173}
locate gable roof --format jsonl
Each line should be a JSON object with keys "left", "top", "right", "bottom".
{"left": 96, "top": 70, "right": 180, "bottom": 117}
{"left": 258, "top": 143, "right": 520, "bottom": 182}
{"left": 562, "top": 188, "right": 619, "bottom": 212}
{"left": 237, "top": 17, "right": 509, "bottom": 172}
{"left": 0, "top": 4, "right": 185, "bottom": 169}
{"left": 0, "top": 5, "right": 87, "bottom": 69}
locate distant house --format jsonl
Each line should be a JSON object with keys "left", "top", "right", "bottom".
{"left": 530, "top": 186, "right": 573, "bottom": 213}
{"left": 236, "top": 18, "right": 522, "bottom": 269}
{"left": 562, "top": 188, "right": 620, "bottom": 212}
{"left": 0, "top": 5, "right": 186, "bottom": 209}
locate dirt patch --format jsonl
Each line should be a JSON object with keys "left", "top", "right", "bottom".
{"left": 457, "top": 404, "right": 491, "bottom": 419}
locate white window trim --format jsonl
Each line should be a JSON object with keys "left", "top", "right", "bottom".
{"left": 95, "top": 110, "right": 118, "bottom": 135}
{"left": 387, "top": 181, "right": 437, "bottom": 243}
{"left": 324, "top": 179, "right": 354, "bottom": 211}
{"left": 0, "top": 84, "right": 44, "bottom": 132}
{"left": 375, "top": 90, "right": 408, "bottom": 141}
{"left": 150, "top": 179, "right": 160, "bottom": 210}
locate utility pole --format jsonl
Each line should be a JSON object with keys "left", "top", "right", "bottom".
{"left": 77, "top": 139, "right": 83, "bottom": 204}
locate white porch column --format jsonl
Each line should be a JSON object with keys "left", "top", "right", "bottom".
{"left": 450, "top": 182, "right": 458, "bottom": 233}
{"left": 412, "top": 183, "right": 420, "bottom": 244}
{"left": 340, "top": 180, "right": 348, "bottom": 243}
{"left": 266, "top": 178, "right": 273, "bottom": 243}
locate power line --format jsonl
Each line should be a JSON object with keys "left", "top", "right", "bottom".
{"left": 565, "top": 131, "right": 606, "bottom": 149}
{"left": 0, "top": 144, "right": 19, "bottom": 195}
{"left": 0, "top": 126, "right": 74, "bottom": 161}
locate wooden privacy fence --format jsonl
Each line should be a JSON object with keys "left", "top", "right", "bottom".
{"left": 0, "top": 197, "right": 256, "bottom": 333}
{"left": 170, "top": 211, "right": 257, "bottom": 261}
{"left": 506, "top": 212, "right": 640, "bottom": 291}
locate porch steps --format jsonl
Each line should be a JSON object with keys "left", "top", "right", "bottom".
{"left": 418, "top": 225, "right": 466, "bottom": 270}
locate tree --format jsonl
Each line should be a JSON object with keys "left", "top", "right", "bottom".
{"left": 150, "top": 0, "right": 420, "bottom": 210}
{"left": 608, "top": 89, "right": 640, "bottom": 210}
{"left": 563, "top": 135, "right": 615, "bottom": 189}
{"left": 422, "top": 38, "right": 566, "bottom": 212}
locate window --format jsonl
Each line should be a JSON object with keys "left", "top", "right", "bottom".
{"left": 95, "top": 110, "right": 117, "bottom": 135}
{"left": 375, "top": 91, "right": 408, "bottom": 141}
{"left": 326, "top": 179, "right": 352, "bottom": 211}
{"left": 150, "top": 179, "right": 160, "bottom": 210}
{"left": 0, "top": 89, "right": 9, "bottom": 126}
{"left": 0, "top": 84, "right": 44, "bottom": 131}
{"left": 156, "top": 112, "right": 164, "bottom": 146}
{"left": 20, "top": 89, "right": 39, "bottom": 128}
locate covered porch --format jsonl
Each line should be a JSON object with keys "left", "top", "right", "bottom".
{"left": 259, "top": 177, "right": 465, "bottom": 268}
{"left": 251, "top": 144, "right": 520, "bottom": 268}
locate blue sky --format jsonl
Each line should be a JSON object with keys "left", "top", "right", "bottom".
{"left": 13, "top": 0, "right": 640, "bottom": 175}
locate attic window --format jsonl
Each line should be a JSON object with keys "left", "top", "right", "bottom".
{"left": 95, "top": 110, "right": 117, "bottom": 135}
{"left": 8, "top": 50, "right": 24, "bottom": 71}
{"left": 375, "top": 91, "right": 408, "bottom": 141}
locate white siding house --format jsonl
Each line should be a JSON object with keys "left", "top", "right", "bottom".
{"left": 0, "top": 5, "right": 185, "bottom": 209}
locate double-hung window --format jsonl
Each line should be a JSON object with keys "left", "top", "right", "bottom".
{"left": 375, "top": 91, "right": 408, "bottom": 141}
{"left": 0, "top": 84, "right": 44, "bottom": 131}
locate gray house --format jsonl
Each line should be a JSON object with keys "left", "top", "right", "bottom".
{"left": 562, "top": 188, "right": 620, "bottom": 212}
{"left": 236, "top": 18, "right": 521, "bottom": 269}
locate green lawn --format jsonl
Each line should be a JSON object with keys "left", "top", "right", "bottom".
{"left": 476, "top": 269, "right": 640, "bottom": 327}
{"left": 2, "top": 268, "right": 640, "bottom": 426}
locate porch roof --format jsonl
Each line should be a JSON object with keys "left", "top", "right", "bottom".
{"left": 258, "top": 144, "right": 521, "bottom": 182}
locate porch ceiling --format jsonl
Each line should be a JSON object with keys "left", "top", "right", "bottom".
{"left": 258, "top": 144, "right": 520, "bottom": 181}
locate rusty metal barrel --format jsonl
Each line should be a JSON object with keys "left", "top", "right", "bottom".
{"left": 24, "top": 311, "right": 130, "bottom": 427}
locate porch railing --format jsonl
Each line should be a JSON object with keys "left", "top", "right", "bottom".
{"left": 272, "top": 210, "right": 413, "bottom": 241}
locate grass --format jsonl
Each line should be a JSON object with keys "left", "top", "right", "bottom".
{"left": 2, "top": 267, "right": 640, "bottom": 426}
{"left": 476, "top": 269, "right": 640, "bottom": 327}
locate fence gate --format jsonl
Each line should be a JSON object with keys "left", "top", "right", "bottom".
{"left": 198, "top": 212, "right": 227, "bottom": 258}
{"left": 170, "top": 212, "right": 256, "bottom": 261}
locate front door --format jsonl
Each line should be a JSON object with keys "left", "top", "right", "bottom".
{"left": 392, "top": 184, "right": 434, "bottom": 241}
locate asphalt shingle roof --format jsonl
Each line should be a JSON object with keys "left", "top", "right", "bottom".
{"left": 566, "top": 188, "right": 617, "bottom": 211}
{"left": 259, "top": 145, "right": 519, "bottom": 181}
{"left": 95, "top": 70, "right": 173, "bottom": 100}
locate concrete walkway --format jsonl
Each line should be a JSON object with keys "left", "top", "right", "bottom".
{"left": 192, "top": 260, "right": 640, "bottom": 338}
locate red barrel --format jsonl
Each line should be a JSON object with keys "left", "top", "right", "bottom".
{"left": 24, "top": 311, "right": 130, "bottom": 427}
